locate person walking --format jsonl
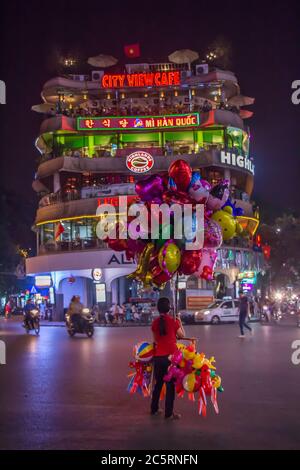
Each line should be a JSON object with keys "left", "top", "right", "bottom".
{"left": 150, "top": 297, "right": 185, "bottom": 420}
{"left": 238, "top": 291, "right": 252, "bottom": 338}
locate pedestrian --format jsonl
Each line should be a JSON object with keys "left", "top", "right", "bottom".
{"left": 238, "top": 291, "right": 252, "bottom": 338}
{"left": 113, "top": 303, "right": 119, "bottom": 323}
{"left": 150, "top": 297, "right": 185, "bottom": 420}
{"left": 4, "top": 300, "right": 12, "bottom": 318}
{"left": 119, "top": 303, "right": 126, "bottom": 324}
{"left": 39, "top": 301, "right": 46, "bottom": 320}
{"left": 131, "top": 303, "right": 140, "bottom": 322}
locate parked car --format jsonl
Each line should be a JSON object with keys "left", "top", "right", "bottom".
{"left": 180, "top": 299, "right": 240, "bottom": 325}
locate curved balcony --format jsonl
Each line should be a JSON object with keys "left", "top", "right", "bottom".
{"left": 35, "top": 194, "right": 254, "bottom": 229}
{"left": 26, "top": 248, "right": 136, "bottom": 276}
{"left": 38, "top": 109, "right": 244, "bottom": 137}
{"left": 41, "top": 70, "right": 239, "bottom": 101}
{"left": 35, "top": 150, "right": 254, "bottom": 181}
{"left": 35, "top": 197, "right": 100, "bottom": 225}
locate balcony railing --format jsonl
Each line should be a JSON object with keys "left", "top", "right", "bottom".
{"left": 45, "top": 101, "right": 240, "bottom": 120}
{"left": 38, "top": 238, "right": 107, "bottom": 255}
{"left": 39, "top": 143, "right": 248, "bottom": 164}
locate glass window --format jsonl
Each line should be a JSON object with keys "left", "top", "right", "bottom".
{"left": 221, "top": 301, "right": 233, "bottom": 309}
{"left": 41, "top": 223, "right": 54, "bottom": 244}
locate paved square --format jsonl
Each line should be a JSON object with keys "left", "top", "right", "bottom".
{"left": 0, "top": 319, "right": 300, "bottom": 450}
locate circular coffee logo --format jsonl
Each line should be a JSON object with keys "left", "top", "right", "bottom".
{"left": 126, "top": 151, "right": 154, "bottom": 173}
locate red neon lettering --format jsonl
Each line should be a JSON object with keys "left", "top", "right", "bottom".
{"left": 126, "top": 74, "right": 135, "bottom": 87}
{"left": 102, "top": 75, "right": 109, "bottom": 88}
{"left": 144, "top": 73, "right": 154, "bottom": 86}
{"left": 160, "top": 72, "right": 168, "bottom": 86}
{"left": 174, "top": 71, "right": 180, "bottom": 85}
{"left": 138, "top": 74, "right": 145, "bottom": 87}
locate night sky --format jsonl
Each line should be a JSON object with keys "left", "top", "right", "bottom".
{"left": 1, "top": 0, "right": 300, "bottom": 220}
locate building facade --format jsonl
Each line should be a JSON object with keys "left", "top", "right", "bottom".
{"left": 26, "top": 61, "right": 263, "bottom": 316}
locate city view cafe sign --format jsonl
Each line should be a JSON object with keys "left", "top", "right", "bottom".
{"left": 220, "top": 151, "right": 255, "bottom": 175}
{"left": 101, "top": 71, "right": 181, "bottom": 88}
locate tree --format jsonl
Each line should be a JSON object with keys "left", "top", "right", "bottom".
{"left": 260, "top": 214, "right": 300, "bottom": 290}
{"left": 0, "top": 187, "right": 35, "bottom": 298}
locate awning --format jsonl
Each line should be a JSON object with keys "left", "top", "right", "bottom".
{"left": 228, "top": 95, "right": 255, "bottom": 107}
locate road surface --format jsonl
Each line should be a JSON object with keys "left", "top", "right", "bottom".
{"left": 0, "top": 317, "right": 300, "bottom": 450}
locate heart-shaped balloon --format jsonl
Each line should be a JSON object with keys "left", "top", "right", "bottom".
{"left": 179, "top": 250, "right": 202, "bottom": 275}
{"left": 135, "top": 175, "right": 164, "bottom": 202}
{"left": 168, "top": 160, "right": 192, "bottom": 192}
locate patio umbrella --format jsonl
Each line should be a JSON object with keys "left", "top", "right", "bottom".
{"left": 168, "top": 49, "right": 199, "bottom": 69}
{"left": 228, "top": 95, "right": 255, "bottom": 107}
{"left": 31, "top": 103, "right": 55, "bottom": 113}
{"left": 87, "top": 54, "right": 118, "bottom": 68}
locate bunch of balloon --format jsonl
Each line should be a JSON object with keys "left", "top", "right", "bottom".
{"left": 105, "top": 159, "right": 245, "bottom": 288}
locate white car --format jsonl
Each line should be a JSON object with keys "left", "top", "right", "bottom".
{"left": 194, "top": 299, "right": 241, "bottom": 324}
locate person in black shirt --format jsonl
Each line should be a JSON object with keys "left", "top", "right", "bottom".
{"left": 238, "top": 291, "right": 252, "bottom": 338}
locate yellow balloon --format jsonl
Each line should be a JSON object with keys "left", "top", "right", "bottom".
{"left": 192, "top": 353, "right": 205, "bottom": 369}
{"left": 183, "top": 373, "right": 198, "bottom": 393}
{"left": 183, "top": 348, "right": 195, "bottom": 361}
{"left": 212, "top": 375, "right": 222, "bottom": 389}
{"left": 204, "top": 356, "right": 216, "bottom": 370}
{"left": 158, "top": 242, "right": 181, "bottom": 273}
{"left": 127, "top": 243, "right": 154, "bottom": 282}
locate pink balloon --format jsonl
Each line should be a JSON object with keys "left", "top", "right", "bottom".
{"left": 135, "top": 175, "right": 164, "bottom": 202}
{"left": 204, "top": 220, "right": 223, "bottom": 249}
{"left": 188, "top": 179, "right": 211, "bottom": 203}
{"left": 195, "top": 248, "right": 217, "bottom": 280}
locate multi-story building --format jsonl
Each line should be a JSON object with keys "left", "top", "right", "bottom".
{"left": 26, "top": 60, "right": 263, "bottom": 316}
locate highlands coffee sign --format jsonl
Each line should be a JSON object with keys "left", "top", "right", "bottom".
{"left": 77, "top": 113, "right": 200, "bottom": 131}
{"left": 101, "top": 71, "right": 180, "bottom": 88}
{"left": 220, "top": 151, "right": 255, "bottom": 175}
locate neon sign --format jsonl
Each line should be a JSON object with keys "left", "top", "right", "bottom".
{"left": 77, "top": 113, "right": 200, "bottom": 131}
{"left": 97, "top": 195, "right": 138, "bottom": 207}
{"left": 220, "top": 151, "right": 255, "bottom": 175}
{"left": 101, "top": 71, "right": 180, "bottom": 88}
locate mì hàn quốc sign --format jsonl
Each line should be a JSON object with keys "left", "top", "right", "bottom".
{"left": 77, "top": 113, "right": 200, "bottom": 131}
{"left": 101, "top": 71, "right": 180, "bottom": 88}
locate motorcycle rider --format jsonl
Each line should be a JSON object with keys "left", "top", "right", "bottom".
{"left": 24, "top": 299, "right": 37, "bottom": 329}
{"left": 67, "top": 295, "right": 84, "bottom": 330}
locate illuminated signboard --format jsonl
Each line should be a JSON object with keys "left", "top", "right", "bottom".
{"left": 101, "top": 71, "right": 180, "bottom": 88}
{"left": 95, "top": 283, "right": 106, "bottom": 303}
{"left": 220, "top": 151, "right": 255, "bottom": 175}
{"left": 77, "top": 113, "right": 200, "bottom": 131}
{"left": 97, "top": 195, "right": 138, "bottom": 207}
{"left": 35, "top": 275, "right": 52, "bottom": 287}
{"left": 126, "top": 151, "right": 154, "bottom": 173}
{"left": 91, "top": 268, "right": 102, "bottom": 283}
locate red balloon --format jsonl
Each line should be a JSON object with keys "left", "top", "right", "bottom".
{"left": 163, "top": 190, "right": 194, "bottom": 206}
{"left": 152, "top": 270, "right": 172, "bottom": 286}
{"left": 126, "top": 238, "right": 146, "bottom": 255}
{"left": 179, "top": 250, "right": 202, "bottom": 275}
{"left": 107, "top": 238, "right": 128, "bottom": 252}
{"left": 168, "top": 160, "right": 192, "bottom": 192}
{"left": 201, "top": 266, "right": 213, "bottom": 281}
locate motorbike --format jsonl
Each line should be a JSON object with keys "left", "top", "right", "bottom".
{"left": 65, "top": 308, "right": 95, "bottom": 337}
{"left": 260, "top": 304, "right": 282, "bottom": 323}
{"left": 23, "top": 309, "right": 40, "bottom": 335}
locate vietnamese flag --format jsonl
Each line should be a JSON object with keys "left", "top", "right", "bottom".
{"left": 55, "top": 222, "right": 65, "bottom": 240}
{"left": 124, "top": 43, "right": 140, "bottom": 58}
